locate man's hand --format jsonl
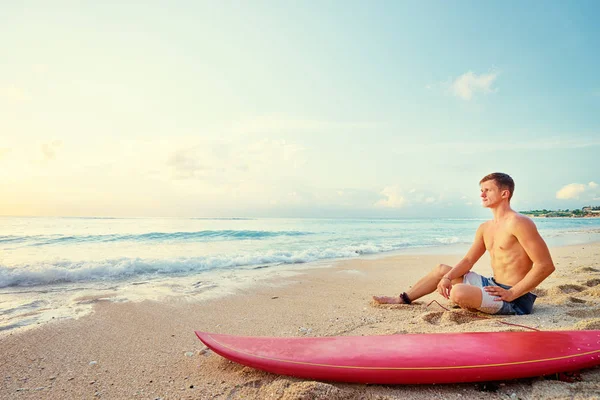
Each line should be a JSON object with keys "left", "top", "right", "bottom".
{"left": 437, "top": 277, "right": 452, "bottom": 299}
{"left": 484, "top": 286, "right": 517, "bottom": 302}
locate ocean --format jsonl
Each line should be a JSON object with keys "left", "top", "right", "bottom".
{"left": 1, "top": 216, "right": 600, "bottom": 333}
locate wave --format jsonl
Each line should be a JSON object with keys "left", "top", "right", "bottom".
{"left": 435, "top": 236, "right": 461, "bottom": 244}
{"left": 0, "top": 246, "right": 384, "bottom": 288}
{"left": 0, "top": 230, "right": 314, "bottom": 247}
{"left": 442, "top": 218, "right": 487, "bottom": 221}
{"left": 0, "top": 236, "right": 477, "bottom": 288}
{"left": 58, "top": 216, "right": 121, "bottom": 220}
{"left": 190, "top": 217, "right": 256, "bottom": 220}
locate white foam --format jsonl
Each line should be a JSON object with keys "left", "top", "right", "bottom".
{"left": 0, "top": 244, "right": 404, "bottom": 287}
{"left": 436, "top": 236, "right": 461, "bottom": 244}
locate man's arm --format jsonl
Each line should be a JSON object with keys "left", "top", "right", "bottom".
{"left": 443, "top": 223, "right": 486, "bottom": 281}
{"left": 497, "top": 216, "right": 555, "bottom": 300}
{"left": 437, "top": 224, "right": 486, "bottom": 298}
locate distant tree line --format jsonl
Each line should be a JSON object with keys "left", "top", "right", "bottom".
{"left": 521, "top": 206, "right": 600, "bottom": 218}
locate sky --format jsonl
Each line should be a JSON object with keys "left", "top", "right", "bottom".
{"left": 1, "top": 1, "right": 599, "bottom": 218}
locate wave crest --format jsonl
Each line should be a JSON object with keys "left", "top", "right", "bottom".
{"left": 0, "top": 230, "right": 314, "bottom": 247}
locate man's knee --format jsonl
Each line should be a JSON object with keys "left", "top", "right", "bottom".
{"left": 449, "top": 285, "right": 467, "bottom": 304}
{"left": 449, "top": 284, "right": 481, "bottom": 308}
{"left": 434, "top": 263, "right": 452, "bottom": 277}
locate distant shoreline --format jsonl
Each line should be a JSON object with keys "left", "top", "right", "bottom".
{"left": 528, "top": 215, "right": 600, "bottom": 218}
{"left": 522, "top": 207, "right": 600, "bottom": 218}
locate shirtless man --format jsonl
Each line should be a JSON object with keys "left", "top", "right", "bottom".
{"left": 373, "top": 172, "right": 555, "bottom": 315}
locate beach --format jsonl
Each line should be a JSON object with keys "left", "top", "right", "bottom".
{"left": 4, "top": 2, "right": 600, "bottom": 398}
{"left": 1, "top": 242, "right": 599, "bottom": 400}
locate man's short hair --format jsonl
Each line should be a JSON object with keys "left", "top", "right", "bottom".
{"left": 480, "top": 172, "right": 515, "bottom": 200}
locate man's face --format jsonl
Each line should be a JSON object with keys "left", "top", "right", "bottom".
{"left": 480, "top": 180, "right": 506, "bottom": 208}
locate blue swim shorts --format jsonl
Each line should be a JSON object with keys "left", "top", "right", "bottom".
{"left": 462, "top": 271, "right": 537, "bottom": 315}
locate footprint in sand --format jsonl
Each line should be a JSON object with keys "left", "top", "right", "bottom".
{"left": 566, "top": 308, "right": 600, "bottom": 318}
{"left": 584, "top": 278, "right": 600, "bottom": 287}
{"left": 555, "top": 284, "right": 586, "bottom": 294}
{"left": 440, "top": 311, "right": 472, "bottom": 325}
{"left": 567, "top": 296, "right": 587, "bottom": 304}
{"left": 421, "top": 311, "right": 472, "bottom": 325}
{"left": 421, "top": 311, "right": 444, "bottom": 325}
{"left": 542, "top": 285, "right": 586, "bottom": 300}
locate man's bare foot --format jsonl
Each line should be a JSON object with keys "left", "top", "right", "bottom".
{"left": 372, "top": 295, "right": 406, "bottom": 304}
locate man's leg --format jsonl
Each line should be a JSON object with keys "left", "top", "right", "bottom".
{"left": 373, "top": 263, "right": 453, "bottom": 304}
{"left": 448, "top": 284, "right": 484, "bottom": 310}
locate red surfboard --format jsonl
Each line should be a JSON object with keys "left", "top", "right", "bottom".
{"left": 195, "top": 330, "right": 600, "bottom": 384}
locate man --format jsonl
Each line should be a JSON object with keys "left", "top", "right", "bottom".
{"left": 373, "top": 172, "right": 555, "bottom": 315}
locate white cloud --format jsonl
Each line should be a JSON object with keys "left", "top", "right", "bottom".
{"left": 375, "top": 187, "right": 444, "bottom": 208}
{"left": 166, "top": 138, "right": 305, "bottom": 184}
{"left": 556, "top": 183, "right": 587, "bottom": 199}
{"left": 556, "top": 181, "right": 600, "bottom": 201}
{"left": 450, "top": 70, "right": 499, "bottom": 101}
{"left": 375, "top": 186, "right": 406, "bottom": 208}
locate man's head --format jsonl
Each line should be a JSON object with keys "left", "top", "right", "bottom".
{"left": 479, "top": 172, "right": 515, "bottom": 206}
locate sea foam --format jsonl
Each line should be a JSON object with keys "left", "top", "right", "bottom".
{"left": 0, "top": 243, "right": 402, "bottom": 287}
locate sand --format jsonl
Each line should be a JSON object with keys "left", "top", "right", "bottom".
{"left": 1, "top": 243, "right": 600, "bottom": 399}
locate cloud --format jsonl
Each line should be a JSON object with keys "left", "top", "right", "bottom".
{"left": 166, "top": 148, "right": 211, "bottom": 179}
{"left": 166, "top": 138, "right": 305, "bottom": 184}
{"left": 41, "top": 141, "right": 63, "bottom": 161}
{"left": 450, "top": 70, "right": 499, "bottom": 101}
{"left": 375, "top": 186, "right": 449, "bottom": 208}
{"left": 589, "top": 181, "right": 598, "bottom": 189}
{"left": 375, "top": 186, "right": 407, "bottom": 208}
{"left": 556, "top": 183, "right": 588, "bottom": 199}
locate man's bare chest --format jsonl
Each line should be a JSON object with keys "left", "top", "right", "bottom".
{"left": 483, "top": 228, "right": 518, "bottom": 253}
